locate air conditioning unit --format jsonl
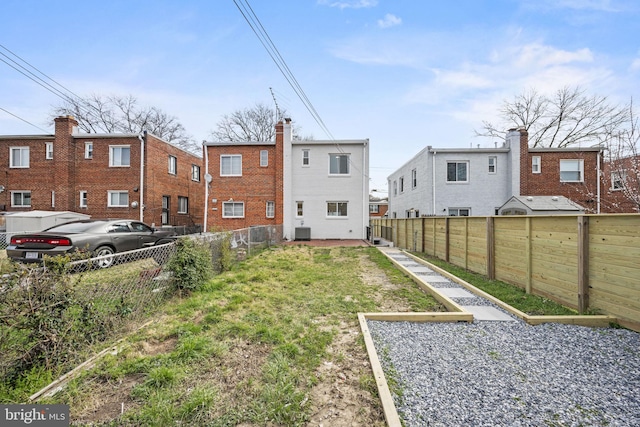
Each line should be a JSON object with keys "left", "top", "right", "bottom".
{"left": 294, "top": 227, "right": 311, "bottom": 241}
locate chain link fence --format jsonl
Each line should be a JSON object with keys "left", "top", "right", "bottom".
{"left": 0, "top": 224, "right": 282, "bottom": 382}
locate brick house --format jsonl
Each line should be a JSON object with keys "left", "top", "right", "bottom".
{"left": 387, "top": 128, "right": 607, "bottom": 217}
{"left": 599, "top": 154, "right": 640, "bottom": 213}
{"left": 204, "top": 119, "right": 370, "bottom": 239}
{"left": 0, "top": 115, "right": 204, "bottom": 228}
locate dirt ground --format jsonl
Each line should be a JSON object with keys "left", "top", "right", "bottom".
{"left": 72, "top": 242, "right": 408, "bottom": 426}
{"left": 305, "top": 246, "right": 412, "bottom": 427}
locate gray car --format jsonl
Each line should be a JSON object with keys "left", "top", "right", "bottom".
{"left": 6, "top": 219, "right": 176, "bottom": 268}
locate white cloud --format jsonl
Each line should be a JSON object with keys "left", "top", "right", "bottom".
{"left": 511, "top": 43, "right": 593, "bottom": 68}
{"left": 523, "top": 0, "right": 623, "bottom": 12}
{"left": 631, "top": 57, "right": 640, "bottom": 72}
{"left": 377, "top": 14, "right": 402, "bottom": 29}
{"left": 317, "top": 0, "right": 377, "bottom": 9}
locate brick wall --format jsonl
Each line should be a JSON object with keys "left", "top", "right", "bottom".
{"left": 0, "top": 116, "right": 204, "bottom": 227}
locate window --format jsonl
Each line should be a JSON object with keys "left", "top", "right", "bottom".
{"left": 191, "top": 164, "right": 200, "bottom": 181}
{"left": 260, "top": 150, "right": 268, "bottom": 167}
{"left": 296, "top": 201, "right": 304, "bottom": 217}
{"left": 10, "top": 147, "right": 29, "bottom": 168}
{"left": 447, "top": 161, "right": 468, "bottom": 182}
{"left": 223, "top": 201, "right": 244, "bottom": 218}
{"left": 266, "top": 201, "right": 275, "bottom": 218}
{"left": 448, "top": 208, "right": 470, "bottom": 216}
{"left": 220, "top": 155, "right": 242, "bottom": 176}
{"left": 412, "top": 169, "right": 417, "bottom": 188}
{"left": 85, "top": 142, "right": 93, "bottom": 159}
{"left": 11, "top": 191, "right": 31, "bottom": 207}
{"left": 327, "top": 201, "right": 348, "bottom": 217}
{"left": 560, "top": 159, "right": 584, "bottom": 182}
{"left": 178, "top": 196, "right": 188, "bottom": 214}
{"left": 393, "top": 180, "right": 398, "bottom": 196}
{"left": 532, "top": 156, "right": 541, "bottom": 174}
{"left": 329, "top": 154, "right": 350, "bottom": 175}
{"left": 168, "top": 155, "right": 177, "bottom": 175}
{"left": 399, "top": 177, "right": 404, "bottom": 193}
{"left": 108, "top": 191, "right": 129, "bottom": 207}
{"left": 45, "top": 142, "right": 53, "bottom": 160}
{"left": 488, "top": 156, "right": 497, "bottom": 174}
{"left": 302, "top": 149, "right": 310, "bottom": 166}
{"left": 611, "top": 170, "right": 625, "bottom": 190}
{"left": 370, "top": 204, "right": 380, "bottom": 213}
{"left": 51, "top": 191, "right": 55, "bottom": 208}
{"left": 80, "top": 191, "right": 88, "bottom": 208}
{"left": 110, "top": 146, "right": 130, "bottom": 167}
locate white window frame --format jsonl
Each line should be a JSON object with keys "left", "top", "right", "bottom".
{"left": 45, "top": 142, "right": 54, "bottom": 160}
{"left": 107, "top": 191, "right": 129, "bottom": 207}
{"left": 10, "top": 147, "right": 29, "bottom": 168}
{"left": 220, "top": 155, "right": 242, "bottom": 176}
{"left": 85, "top": 142, "right": 93, "bottom": 159}
{"left": 532, "top": 156, "right": 541, "bottom": 174}
{"left": 109, "top": 145, "right": 131, "bottom": 167}
{"left": 51, "top": 190, "right": 55, "bottom": 208}
{"left": 79, "top": 191, "right": 88, "bottom": 208}
{"left": 370, "top": 204, "right": 380, "bottom": 213}
{"left": 411, "top": 169, "right": 417, "bottom": 188}
{"left": 191, "top": 164, "right": 200, "bottom": 181}
{"left": 178, "top": 196, "right": 188, "bottom": 214}
{"left": 448, "top": 207, "right": 470, "bottom": 216}
{"left": 11, "top": 191, "right": 31, "bottom": 207}
{"left": 488, "top": 156, "right": 497, "bottom": 174}
{"left": 296, "top": 201, "right": 304, "bottom": 217}
{"left": 393, "top": 180, "right": 398, "bottom": 196}
{"left": 222, "top": 201, "right": 244, "bottom": 218}
{"left": 447, "top": 161, "right": 469, "bottom": 183}
{"left": 329, "top": 154, "right": 350, "bottom": 175}
{"left": 266, "top": 201, "right": 275, "bottom": 218}
{"left": 260, "top": 150, "right": 268, "bottom": 167}
{"left": 327, "top": 201, "right": 348, "bottom": 217}
{"left": 611, "top": 170, "right": 625, "bottom": 191}
{"left": 399, "top": 176, "right": 405, "bottom": 193}
{"left": 168, "top": 155, "right": 177, "bottom": 175}
{"left": 302, "top": 149, "right": 310, "bottom": 166}
{"left": 560, "top": 159, "right": 584, "bottom": 183}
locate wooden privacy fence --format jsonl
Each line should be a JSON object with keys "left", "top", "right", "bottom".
{"left": 371, "top": 215, "right": 640, "bottom": 331}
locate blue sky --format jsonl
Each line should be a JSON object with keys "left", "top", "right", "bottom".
{"left": 1, "top": 0, "right": 639, "bottom": 192}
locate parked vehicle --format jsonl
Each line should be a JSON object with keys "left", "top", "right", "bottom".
{"left": 6, "top": 219, "right": 177, "bottom": 268}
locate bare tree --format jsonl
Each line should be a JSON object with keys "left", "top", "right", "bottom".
{"left": 211, "top": 103, "right": 309, "bottom": 142}
{"left": 50, "top": 94, "right": 198, "bottom": 153}
{"left": 476, "top": 86, "right": 628, "bottom": 148}
{"left": 601, "top": 100, "right": 640, "bottom": 212}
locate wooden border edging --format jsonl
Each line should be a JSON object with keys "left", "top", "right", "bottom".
{"left": 400, "top": 250, "right": 617, "bottom": 328}
{"left": 358, "top": 313, "right": 402, "bottom": 427}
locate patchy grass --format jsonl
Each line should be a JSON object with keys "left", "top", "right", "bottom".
{"left": 411, "top": 252, "right": 578, "bottom": 316}
{"left": 41, "top": 245, "right": 443, "bottom": 426}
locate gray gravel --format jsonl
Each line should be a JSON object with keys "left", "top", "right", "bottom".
{"left": 368, "top": 320, "right": 640, "bottom": 426}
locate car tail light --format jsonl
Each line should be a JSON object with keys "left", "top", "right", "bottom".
{"left": 10, "top": 236, "right": 72, "bottom": 246}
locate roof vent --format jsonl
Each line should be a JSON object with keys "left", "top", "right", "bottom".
{"left": 552, "top": 196, "right": 559, "bottom": 201}
{"left": 526, "top": 196, "right": 533, "bottom": 201}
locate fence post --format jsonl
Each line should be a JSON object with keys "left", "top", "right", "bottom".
{"left": 525, "top": 217, "right": 532, "bottom": 294}
{"left": 445, "top": 217, "right": 450, "bottom": 263}
{"left": 486, "top": 216, "right": 495, "bottom": 280}
{"left": 577, "top": 216, "right": 590, "bottom": 314}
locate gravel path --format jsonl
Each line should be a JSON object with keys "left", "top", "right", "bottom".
{"left": 368, "top": 320, "right": 640, "bottom": 426}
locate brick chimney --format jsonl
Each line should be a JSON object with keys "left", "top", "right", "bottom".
{"left": 53, "top": 116, "right": 78, "bottom": 210}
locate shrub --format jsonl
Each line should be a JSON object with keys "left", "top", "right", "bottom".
{"left": 165, "top": 238, "right": 213, "bottom": 292}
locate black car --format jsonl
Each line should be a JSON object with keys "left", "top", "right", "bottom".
{"left": 7, "top": 219, "right": 176, "bottom": 267}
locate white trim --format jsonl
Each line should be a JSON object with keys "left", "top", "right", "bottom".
{"left": 107, "top": 190, "right": 129, "bottom": 207}
{"left": 109, "top": 145, "right": 131, "bottom": 167}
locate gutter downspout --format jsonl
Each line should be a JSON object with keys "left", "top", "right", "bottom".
{"left": 363, "top": 139, "right": 368, "bottom": 239}
{"left": 138, "top": 132, "right": 145, "bottom": 222}
{"left": 432, "top": 150, "right": 436, "bottom": 216}
{"left": 204, "top": 142, "right": 209, "bottom": 232}
{"left": 597, "top": 148, "right": 601, "bottom": 214}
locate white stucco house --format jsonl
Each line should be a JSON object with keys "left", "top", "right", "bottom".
{"left": 286, "top": 138, "right": 369, "bottom": 240}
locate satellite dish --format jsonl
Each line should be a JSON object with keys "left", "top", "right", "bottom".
{"left": 204, "top": 173, "right": 212, "bottom": 183}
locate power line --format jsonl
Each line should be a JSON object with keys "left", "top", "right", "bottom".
{"left": 232, "top": 0, "right": 335, "bottom": 140}
{"left": 0, "top": 107, "right": 50, "bottom": 133}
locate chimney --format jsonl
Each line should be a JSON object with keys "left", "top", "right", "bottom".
{"left": 53, "top": 115, "right": 78, "bottom": 211}
{"left": 54, "top": 115, "right": 78, "bottom": 137}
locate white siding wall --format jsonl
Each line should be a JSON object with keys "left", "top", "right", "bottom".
{"left": 289, "top": 141, "right": 368, "bottom": 239}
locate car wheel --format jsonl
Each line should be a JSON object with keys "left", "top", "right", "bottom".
{"left": 94, "top": 246, "right": 115, "bottom": 268}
